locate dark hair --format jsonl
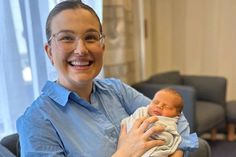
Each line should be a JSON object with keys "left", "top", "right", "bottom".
{"left": 45, "top": 0, "right": 103, "bottom": 41}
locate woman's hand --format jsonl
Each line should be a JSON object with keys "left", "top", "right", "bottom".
{"left": 113, "top": 116, "right": 165, "bottom": 157}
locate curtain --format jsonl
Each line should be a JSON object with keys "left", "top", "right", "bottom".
{"left": 0, "top": 0, "right": 102, "bottom": 139}
{"left": 0, "top": 0, "right": 53, "bottom": 138}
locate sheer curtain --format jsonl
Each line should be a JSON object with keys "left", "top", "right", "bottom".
{"left": 0, "top": 0, "right": 102, "bottom": 139}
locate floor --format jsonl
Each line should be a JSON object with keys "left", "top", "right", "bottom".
{"left": 209, "top": 140, "right": 236, "bottom": 157}
{"left": 202, "top": 133, "right": 236, "bottom": 157}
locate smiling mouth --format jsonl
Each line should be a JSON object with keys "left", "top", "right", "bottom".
{"left": 69, "top": 61, "right": 93, "bottom": 67}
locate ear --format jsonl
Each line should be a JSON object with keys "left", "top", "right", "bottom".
{"left": 100, "top": 43, "right": 105, "bottom": 51}
{"left": 177, "top": 111, "right": 181, "bottom": 116}
{"left": 44, "top": 43, "right": 54, "bottom": 65}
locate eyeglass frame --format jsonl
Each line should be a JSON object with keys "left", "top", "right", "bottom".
{"left": 47, "top": 30, "right": 105, "bottom": 50}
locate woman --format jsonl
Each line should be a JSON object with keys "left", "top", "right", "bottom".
{"left": 17, "top": 1, "right": 198, "bottom": 157}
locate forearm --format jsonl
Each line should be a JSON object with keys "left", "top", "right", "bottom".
{"left": 111, "top": 148, "right": 133, "bottom": 157}
{"left": 111, "top": 150, "right": 128, "bottom": 157}
{"left": 177, "top": 113, "right": 198, "bottom": 151}
{"left": 169, "top": 149, "right": 184, "bottom": 157}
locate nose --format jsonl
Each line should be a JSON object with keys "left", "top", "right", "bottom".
{"left": 74, "top": 39, "right": 88, "bottom": 55}
{"left": 156, "top": 103, "right": 164, "bottom": 110}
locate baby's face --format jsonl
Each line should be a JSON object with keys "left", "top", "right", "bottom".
{"left": 148, "top": 90, "right": 181, "bottom": 117}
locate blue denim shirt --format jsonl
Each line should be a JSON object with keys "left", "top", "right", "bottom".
{"left": 17, "top": 78, "right": 198, "bottom": 157}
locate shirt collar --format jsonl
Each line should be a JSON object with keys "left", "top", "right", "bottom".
{"left": 41, "top": 80, "right": 107, "bottom": 107}
{"left": 93, "top": 78, "right": 110, "bottom": 91}
{"left": 42, "top": 81, "right": 71, "bottom": 106}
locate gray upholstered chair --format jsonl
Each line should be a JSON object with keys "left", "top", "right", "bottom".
{"left": 132, "top": 71, "right": 227, "bottom": 136}
{"left": 226, "top": 100, "right": 236, "bottom": 141}
{"left": 0, "top": 144, "right": 16, "bottom": 157}
{"left": 0, "top": 133, "right": 19, "bottom": 157}
{"left": 188, "top": 138, "right": 211, "bottom": 157}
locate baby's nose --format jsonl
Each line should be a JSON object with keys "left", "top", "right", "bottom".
{"left": 156, "top": 104, "right": 164, "bottom": 109}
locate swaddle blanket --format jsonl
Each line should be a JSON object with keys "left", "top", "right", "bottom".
{"left": 122, "top": 107, "right": 181, "bottom": 157}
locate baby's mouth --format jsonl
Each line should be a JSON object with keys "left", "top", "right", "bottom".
{"left": 153, "top": 110, "right": 162, "bottom": 116}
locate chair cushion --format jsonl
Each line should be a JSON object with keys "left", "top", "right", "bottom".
{"left": 183, "top": 76, "right": 226, "bottom": 105}
{"left": 146, "top": 71, "right": 183, "bottom": 84}
{"left": 196, "top": 101, "right": 225, "bottom": 134}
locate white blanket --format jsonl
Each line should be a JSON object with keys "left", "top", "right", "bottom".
{"left": 121, "top": 107, "right": 182, "bottom": 157}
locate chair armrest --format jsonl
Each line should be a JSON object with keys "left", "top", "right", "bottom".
{"left": 0, "top": 144, "right": 16, "bottom": 157}
{"left": 189, "top": 138, "right": 211, "bottom": 157}
{"left": 132, "top": 82, "right": 197, "bottom": 133}
{"left": 0, "top": 133, "right": 19, "bottom": 157}
{"left": 183, "top": 75, "right": 227, "bottom": 105}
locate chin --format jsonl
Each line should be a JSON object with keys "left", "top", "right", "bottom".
{"left": 74, "top": 74, "right": 95, "bottom": 83}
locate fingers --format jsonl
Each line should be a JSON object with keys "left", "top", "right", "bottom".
{"left": 131, "top": 117, "right": 146, "bottom": 129}
{"left": 131, "top": 116, "right": 160, "bottom": 133}
{"left": 146, "top": 139, "right": 166, "bottom": 149}
{"left": 119, "top": 124, "right": 127, "bottom": 138}
{"left": 144, "top": 124, "right": 165, "bottom": 140}
{"left": 139, "top": 116, "right": 158, "bottom": 132}
{"left": 116, "top": 117, "right": 166, "bottom": 157}
{"left": 117, "top": 124, "right": 127, "bottom": 149}
{"left": 131, "top": 116, "right": 166, "bottom": 141}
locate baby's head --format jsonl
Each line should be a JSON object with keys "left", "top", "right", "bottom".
{"left": 147, "top": 88, "right": 183, "bottom": 117}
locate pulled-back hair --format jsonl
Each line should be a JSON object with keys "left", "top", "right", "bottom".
{"left": 45, "top": 0, "right": 103, "bottom": 41}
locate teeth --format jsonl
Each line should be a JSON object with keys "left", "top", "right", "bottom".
{"left": 71, "top": 61, "right": 89, "bottom": 66}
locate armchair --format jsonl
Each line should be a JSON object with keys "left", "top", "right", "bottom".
{"left": 0, "top": 144, "right": 15, "bottom": 157}
{"left": 132, "top": 71, "right": 227, "bottom": 135}
{"left": 0, "top": 133, "right": 19, "bottom": 157}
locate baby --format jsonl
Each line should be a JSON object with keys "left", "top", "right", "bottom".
{"left": 122, "top": 88, "right": 184, "bottom": 157}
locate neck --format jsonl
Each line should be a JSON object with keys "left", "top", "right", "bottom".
{"left": 75, "top": 84, "right": 93, "bottom": 102}
{"left": 56, "top": 79, "right": 93, "bottom": 102}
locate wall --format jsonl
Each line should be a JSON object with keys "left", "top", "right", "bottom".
{"left": 145, "top": 0, "right": 236, "bottom": 100}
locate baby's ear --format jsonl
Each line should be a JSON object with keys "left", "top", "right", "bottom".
{"left": 177, "top": 111, "right": 181, "bottom": 116}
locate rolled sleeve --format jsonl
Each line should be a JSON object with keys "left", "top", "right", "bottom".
{"left": 177, "top": 113, "right": 199, "bottom": 151}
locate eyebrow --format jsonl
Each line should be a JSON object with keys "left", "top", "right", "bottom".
{"left": 54, "top": 30, "right": 75, "bottom": 34}
{"left": 152, "top": 100, "right": 159, "bottom": 104}
{"left": 84, "top": 28, "right": 100, "bottom": 33}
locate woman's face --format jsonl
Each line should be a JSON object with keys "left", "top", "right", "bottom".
{"left": 45, "top": 8, "right": 104, "bottom": 90}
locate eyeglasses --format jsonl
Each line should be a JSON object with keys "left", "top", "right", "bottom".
{"left": 48, "top": 31, "right": 105, "bottom": 51}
